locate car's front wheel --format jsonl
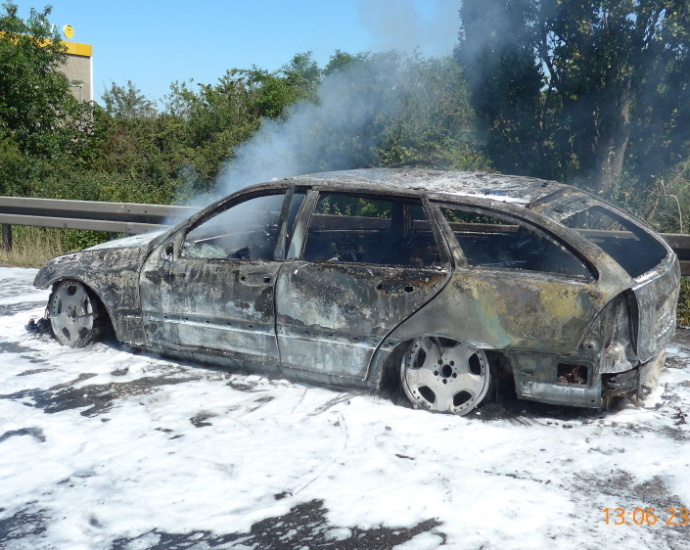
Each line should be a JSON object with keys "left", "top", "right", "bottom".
{"left": 401, "top": 336, "right": 492, "bottom": 415}
{"left": 49, "top": 280, "right": 107, "bottom": 348}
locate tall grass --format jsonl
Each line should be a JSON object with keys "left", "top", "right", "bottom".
{"left": 0, "top": 226, "right": 80, "bottom": 268}
{"left": 677, "top": 278, "right": 690, "bottom": 327}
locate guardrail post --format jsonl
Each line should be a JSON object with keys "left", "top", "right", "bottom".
{"left": 1, "top": 224, "right": 11, "bottom": 252}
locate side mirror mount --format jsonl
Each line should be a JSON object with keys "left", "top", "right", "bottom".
{"left": 162, "top": 242, "right": 174, "bottom": 260}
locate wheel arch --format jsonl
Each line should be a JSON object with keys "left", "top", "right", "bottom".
{"left": 377, "top": 338, "right": 412, "bottom": 393}
{"left": 47, "top": 276, "right": 115, "bottom": 339}
{"left": 372, "top": 331, "right": 512, "bottom": 413}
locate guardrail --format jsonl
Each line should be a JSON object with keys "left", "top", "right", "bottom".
{"left": 2, "top": 195, "right": 690, "bottom": 275}
{"left": 657, "top": 233, "right": 690, "bottom": 276}
{"left": 0, "top": 196, "right": 198, "bottom": 251}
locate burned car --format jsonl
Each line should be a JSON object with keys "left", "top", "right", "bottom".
{"left": 34, "top": 168, "right": 680, "bottom": 415}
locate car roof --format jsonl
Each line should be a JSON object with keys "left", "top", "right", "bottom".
{"left": 285, "top": 168, "right": 568, "bottom": 206}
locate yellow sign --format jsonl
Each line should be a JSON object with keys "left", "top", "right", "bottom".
{"left": 63, "top": 25, "right": 74, "bottom": 39}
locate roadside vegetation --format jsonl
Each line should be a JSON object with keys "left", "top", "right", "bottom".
{"left": 2, "top": 1, "right": 690, "bottom": 320}
{"left": 0, "top": 226, "right": 67, "bottom": 267}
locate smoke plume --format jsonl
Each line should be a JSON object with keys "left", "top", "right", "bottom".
{"left": 356, "top": 0, "right": 459, "bottom": 59}
{"left": 213, "top": 1, "right": 461, "bottom": 200}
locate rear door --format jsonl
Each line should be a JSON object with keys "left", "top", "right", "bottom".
{"left": 275, "top": 191, "right": 450, "bottom": 379}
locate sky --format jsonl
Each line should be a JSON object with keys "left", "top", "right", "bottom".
{"left": 10, "top": 0, "right": 462, "bottom": 105}
{"left": 2, "top": 265, "right": 690, "bottom": 549}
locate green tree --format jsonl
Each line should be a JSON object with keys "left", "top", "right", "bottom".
{"left": 456, "top": 0, "right": 690, "bottom": 196}
{"left": 375, "top": 54, "right": 484, "bottom": 170}
{"left": 305, "top": 50, "right": 481, "bottom": 171}
{"left": 456, "top": 0, "right": 542, "bottom": 177}
{"left": 163, "top": 72, "right": 264, "bottom": 188}
{"left": 281, "top": 51, "right": 321, "bottom": 103}
{"left": 323, "top": 50, "right": 369, "bottom": 76}
{"left": 160, "top": 54, "right": 324, "bottom": 190}
{"left": 101, "top": 80, "right": 156, "bottom": 118}
{"left": 0, "top": 2, "right": 77, "bottom": 157}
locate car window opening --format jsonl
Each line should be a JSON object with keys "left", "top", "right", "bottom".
{"left": 441, "top": 206, "right": 593, "bottom": 278}
{"left": 303, "top": 193, "right": 442, "bottom": 267}
{"left": 181, "top": 192, "right": 305, "bottom": 261}
{"left": 560, "top": 207, "right": 667, "bottom": 278}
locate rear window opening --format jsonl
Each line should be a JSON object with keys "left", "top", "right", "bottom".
{"left": 560, "top": 207, "right": 667, "bottom": 278}
{"left": 441, "top": 206, "right": 593, "bottom": 279}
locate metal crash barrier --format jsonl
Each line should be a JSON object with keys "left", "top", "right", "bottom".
{"left": 0, "top": 196, "right": 198, "bottom": 251}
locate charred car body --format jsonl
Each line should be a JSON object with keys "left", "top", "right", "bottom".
{"left": 34, "top": 169, "right": 680, "bottom": 415}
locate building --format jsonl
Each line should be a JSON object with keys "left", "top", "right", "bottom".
{"left": 61, "top": 39, "right": 93, "bottom": 103}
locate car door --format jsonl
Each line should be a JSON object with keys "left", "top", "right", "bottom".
{"left": 140, "top": 190, "right": 303, "bottom": 365}
{"left": 275, "top": 190, "right": 451, "bottom": 380}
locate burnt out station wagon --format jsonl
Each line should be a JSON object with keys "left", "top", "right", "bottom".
{"left": 34, "top": 168, "right": 680, "bottom": 415}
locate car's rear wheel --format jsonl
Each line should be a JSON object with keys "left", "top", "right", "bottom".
{"left": 401, "top": 336, "right": 491, "bottom": 415}
{"left": 49, "top": 280, "right": 106, "bottom": 348}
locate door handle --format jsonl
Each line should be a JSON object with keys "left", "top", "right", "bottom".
{"left": 239, "top": 275, "right": 272, "bottom": 284}
{"left": 376, "top": 281, "right": 415, "bottom": 293}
